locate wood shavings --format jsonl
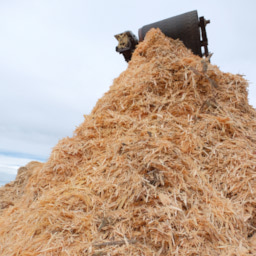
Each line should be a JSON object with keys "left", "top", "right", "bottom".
{"left": 0, "top": 28, "right": 256, "bottom": 255}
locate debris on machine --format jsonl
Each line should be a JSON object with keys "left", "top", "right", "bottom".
{"left": 0, "top": 28, "right": 256, "bottom": 255}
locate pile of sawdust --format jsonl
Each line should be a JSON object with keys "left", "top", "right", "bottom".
{"left": 0, "top": 161, "right": 43, "bottom": 215}
{"left": 0, "top": 29, "right": 256, "bottom": 255}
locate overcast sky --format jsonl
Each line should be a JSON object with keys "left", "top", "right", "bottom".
{"left": 0, "top": 0, "right": 255, "bottom": 161}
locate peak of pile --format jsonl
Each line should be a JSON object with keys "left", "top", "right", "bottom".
{"left": 0, "top": 28, "right": 256, "bottom": 255}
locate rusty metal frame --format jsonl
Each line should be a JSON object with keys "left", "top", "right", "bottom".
{"left": 199, "top": 17, "right": 210, "bottom": 57}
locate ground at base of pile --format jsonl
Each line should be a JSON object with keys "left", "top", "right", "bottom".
{"left": 0, "top": 29, "right": 256, "bottom": 255}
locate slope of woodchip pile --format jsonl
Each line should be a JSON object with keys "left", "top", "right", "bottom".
{"left": 0, "top": 28, "right": 256, "bottom": 256}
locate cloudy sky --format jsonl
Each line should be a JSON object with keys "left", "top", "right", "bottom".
{"left": 0, "top": 0, "right": 255, "bottom": 161}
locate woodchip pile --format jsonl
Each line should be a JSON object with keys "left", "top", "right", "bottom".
{"left": 0, "top": 28, "right": 256, "bottom": 255}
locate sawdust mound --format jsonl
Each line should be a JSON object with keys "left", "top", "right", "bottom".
{"left": 0, "top": 161, "right": 43, "bottom": 215}
{"left": 0, "top": 29, "right": 256, "bottom": 255}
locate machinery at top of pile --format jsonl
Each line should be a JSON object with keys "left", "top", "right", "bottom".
{"left": 115, "top": 10, "right": 210, "bottom": 62}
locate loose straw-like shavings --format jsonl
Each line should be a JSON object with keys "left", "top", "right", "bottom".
{"left": 0, "top": 28, "right": 256, "bottom": 255}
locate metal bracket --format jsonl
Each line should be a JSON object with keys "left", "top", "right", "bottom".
{"left": 199, "top": 17, "right": 210, "bottom": 57}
